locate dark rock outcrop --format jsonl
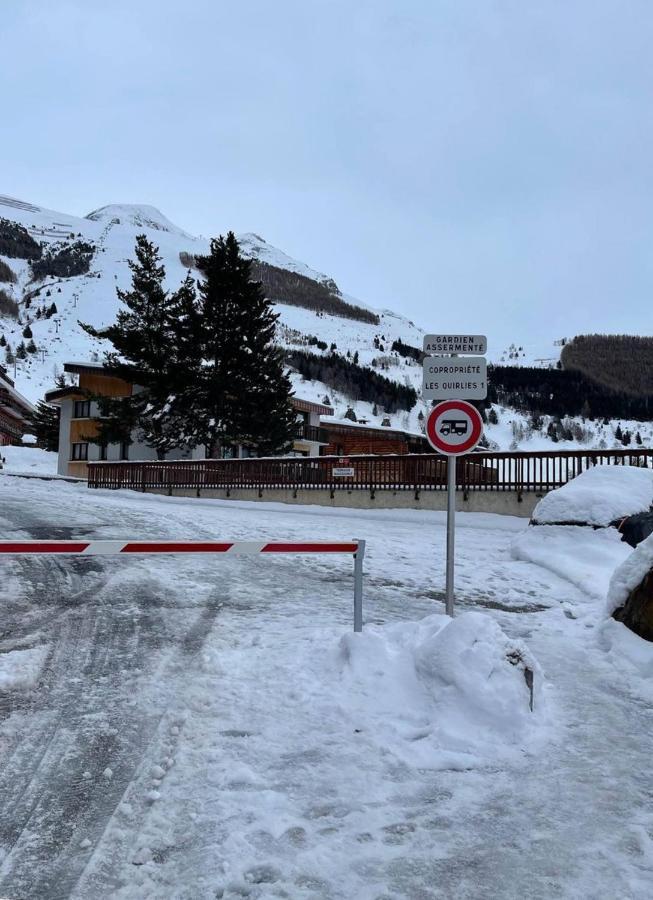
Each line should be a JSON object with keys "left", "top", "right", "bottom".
{"left": 612, "top": 569, "right": 653, "bottom": 641}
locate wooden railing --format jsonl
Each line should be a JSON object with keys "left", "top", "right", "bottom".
{"left": 87, "top": 448, "right": 653, "bottom": 495}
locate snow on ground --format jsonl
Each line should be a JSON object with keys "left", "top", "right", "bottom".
{"left": 1, "top": 475, "right": 653, "bottom": 897}
{"left": 531, "top": 464, "right": 653, "bottom": 525}
{"left": 512, "top": 525, "right": 632, "bottom": 601}
{"left": 0, "top": 645, "right": 48, "bottom": 691}
{"left": 0, "top": 444, "right": 59, "bottom": 476}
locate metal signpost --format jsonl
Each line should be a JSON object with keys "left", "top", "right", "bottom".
{"left": 423, "top": 334, "right": 487, "bottom": 617}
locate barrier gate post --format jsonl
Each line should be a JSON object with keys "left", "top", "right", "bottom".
{"left": 0, "top": 539, "right": 366, "bottom": 632}
{"left": 353, "top": 538, "right": 366, "bottom": 633}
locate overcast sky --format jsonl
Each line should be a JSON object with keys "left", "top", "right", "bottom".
{"left": 3, "top": 0, "right": 652, "bottom": 345}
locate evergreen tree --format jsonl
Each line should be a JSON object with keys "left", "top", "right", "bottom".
{"left": 81, "top": 235, "right": 190, "bottom": 457}
{"left": 22, "top": 324, "right": 32, "bottom": 339}
{"left": 29, "top": 400, "right": 60, "bottom": 451}
{"left": 0, "top": 334, "right": 5, "bottom": 347}
{"left": 15, "top": 341, "right": 27, "bottom": 360}
{"left": 636, "top": 431, "right": 643, "bottom": 446}
{"left": 181, "top": 232, "right": 296, "bottom": 456}
{"left": 26, "top": 339, "right": 37, "bottom": 354}
{"left": 615, "top": 423, "right": 623, "bottom": 442}
{"left": 5, "top": 344, "right": 14, "bottom": 364}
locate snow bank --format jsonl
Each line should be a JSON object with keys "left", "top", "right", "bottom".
{"left": 337, "top": 611, "right": 545, "bottom": 769}
{"left": 512, "top": 525, "right": 631, "bottom": 600}
{"left": 599, "top": 619, "right": 653, "bottom": 702}
{"left": 606, "top": 532, "right": 653, "bottom": 616}
{"left": 0, "top": 445, "right": 58, "bottom": 476}
{"left": 0, "top": 646, "right": 48, "bottom": 691}
{"left": 531, "top": 464, "right": 653, "bottom": 526}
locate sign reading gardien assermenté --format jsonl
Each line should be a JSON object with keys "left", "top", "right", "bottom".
{"left": 423, "top": 334, "right": 487, "bottom": 355}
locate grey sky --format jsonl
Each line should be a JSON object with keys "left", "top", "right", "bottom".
{"left": 3, "top": 0, "right": 652, "bottom": 344}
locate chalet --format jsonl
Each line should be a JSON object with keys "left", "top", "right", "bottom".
{"left": 318, "top": 416, "right": 429, "bottom": 456}
{"left": 45, "top": 362, "right": 332, "bottom": 478}
{"left": 0, "top": 365, "right": 35, "bottom": 446}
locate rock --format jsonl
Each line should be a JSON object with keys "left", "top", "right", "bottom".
{"left": 614, "top": 511, "right": 653, "bottom": 549}
{"left": 612, "top": 569, "right": 653, "bottom": 641}
{"left": 608, "top": 533, "right": 653, "bottom": 641}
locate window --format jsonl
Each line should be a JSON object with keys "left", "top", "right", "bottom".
{"left": 71, "top": 443, "right": 88, "bottom": 461}
{"left": 120, "top": 442, "right": 129, "bottom": 460}
{"left": 99, "top": 443, "right": 108, "bottom": 461}
{"left": 73, "top": 400, "right": 91, "bottom": 418}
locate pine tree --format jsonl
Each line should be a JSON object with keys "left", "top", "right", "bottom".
{"left": 81, "top": 235, "right": 189, "bottom": 457}
{"left": 22, "top": 324, "right": 32, "bottom": 339}
{"left": 29, "top": 400, "right": 60, "bottom": 451}
{"left": 5, "top": 344, "right": 14, "bottom": 364}
{"left": 15, "top": 341, "right": 27, "bottom": 360}
{"left": 26, "top": 339, "right": 37, "bottom": 354}
{"left": 636, "top": 431, "right": 643, "bottom": 445}
{"left": 615, "top": 423, "right": 623, "bottom": 442}
{"left": 0, "top": 334, "right": 5, "bottom": 347}
{"left": 181, "top": 232, "right": 296, "bottom": 456}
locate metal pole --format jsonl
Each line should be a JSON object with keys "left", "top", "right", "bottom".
{"left": 353, "top": 538, "right": 366, "bottom": 632}
{"left": 445, "top": 456, "right": 455, "bottom": 616}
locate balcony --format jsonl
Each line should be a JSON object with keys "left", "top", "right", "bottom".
{"left": 295, "top": 422, "right": 329, "bottom": 444}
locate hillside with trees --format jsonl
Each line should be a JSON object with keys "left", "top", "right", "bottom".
{"left": 561, "top": 334, "right": 653, "bottom": 397}
{"left": 487, "top": 364, "right": 652, "bottom": 420}
{"left": 287, "top": 349, "right": 417, "bottom": 414}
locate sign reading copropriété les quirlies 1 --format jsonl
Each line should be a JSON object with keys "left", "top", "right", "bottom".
{"left": 422, "top": 334, "right": 488, "bottom": 618}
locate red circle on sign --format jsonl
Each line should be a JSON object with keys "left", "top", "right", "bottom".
{"left": 426, "top": 400, "right": 483, "bottom": 455}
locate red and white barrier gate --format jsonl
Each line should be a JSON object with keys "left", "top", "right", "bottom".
{"left": 0, "top": 539, "right": 367, "bottom": 632}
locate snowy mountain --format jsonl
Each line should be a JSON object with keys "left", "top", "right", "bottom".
{"left": 0, "top": 192, "right": 648, "bottom": 451}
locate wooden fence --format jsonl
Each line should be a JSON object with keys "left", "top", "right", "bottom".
{"left": 87, "top": 448, "right": 653, "bottom": 496}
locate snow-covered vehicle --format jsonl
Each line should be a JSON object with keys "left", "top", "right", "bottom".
{"left": 530, "top": 464, "right": 653, "bottom": 547}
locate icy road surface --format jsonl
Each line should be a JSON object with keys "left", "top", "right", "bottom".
{"left": 0, "top": 475, "right": 652, "bottom": 899}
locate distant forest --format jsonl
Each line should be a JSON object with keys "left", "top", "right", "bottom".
{"left": 0, "top": 288, "right": 19, "bottom": 318}
{"left": 0, "top": 260, "right": 17, "bottom": 283}
{"left": 488, "top": 364, "right": 652, "bottom": 420}
{"left": 30, "top": 240, "right": 95, "bottom": 280}
{"left": 184, "top": 249, "right": 379, "bottom": 325}
{"left": 287, "top": 349, "right": 417, "bottom": 413}
{"left": 0, "top": 217, "right": 41, "bottom": 260}
{"left": 561, "top": 334, "right": 653, "bottom": 398}
{"left": 249, "top": 261, "right": 379, "bottom": 325}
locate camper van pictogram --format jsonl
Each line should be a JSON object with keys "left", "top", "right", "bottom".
{"left": 439, "top": 419, "right": 468, "bottom": 436}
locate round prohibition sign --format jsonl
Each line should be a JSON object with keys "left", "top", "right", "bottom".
{"left": 426, "top": 400, "right": 483, "bottom": 455}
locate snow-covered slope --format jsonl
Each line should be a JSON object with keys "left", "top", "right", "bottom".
{"left": 0, "top": 191, "right": 635, "bottom": 451}
{"left": 0, "top": 193, "right": 442, "bottom": 435}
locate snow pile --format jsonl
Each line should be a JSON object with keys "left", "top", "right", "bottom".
{"left": 337, "top": 611, "right": 545, "bottom": 769}
{"left": 512, "top": 525, "right": 632, "bottom": 600}
{"left": 531, "top": 464, "right": 653, "bottom": 526}
{"left": 0, "top": 646, "right": 48, "bottom": 691}
{"left": 0, "top": 445, "right": 58, "bottom": 476}
{"left": 606, "top": 532, "right": 653, "bottom": 617}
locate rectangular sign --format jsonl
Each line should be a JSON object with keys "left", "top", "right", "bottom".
{"left": 423, "top": 334, "right": 487, "bottom": 355}
{"left": 422, "top": 356, "right": 487, "bottom": 400}
{"left": 332, "top": 467, "right": 355, "bottom": 477}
